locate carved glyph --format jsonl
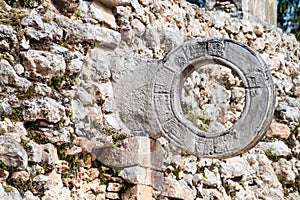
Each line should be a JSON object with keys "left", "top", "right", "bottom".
{"left": 112, "top": 38, "right": 275, "bottom": 158}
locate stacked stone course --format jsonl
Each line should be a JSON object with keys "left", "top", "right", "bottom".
{"left": 0, "top": 0, "right": 298, "bottom": 199}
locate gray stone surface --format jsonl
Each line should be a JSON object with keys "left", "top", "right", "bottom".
{"left": 60, "top": 21, "right": 121, "bottom": 48}
{"left": 119, "top": 166, "right": 155, "bottom": 185}
{"left": 0, "top": 60, "right": 31, "bottom": 91}
{"left": 0, "top": 136, "right": 28, "bottom": 169}
{"left": 162, "top": 176, "right": 196, "bottom": 200}
{"left": 21, "top": 50, "right": 66, "bottom": 80}
{"left": 258, "top": 141, "right": 291, "bottom": 157}
{"left": 0, "top": 24, "right": 18, "bottom": 46}
{"left": 22, "top": 97, "right": 66, "bottom": 123}
{"left": 95, "top": 0, "right": 130, "bottom": 7}
{"left": 112, "top": 38, "right": 275, "bottom": 158}
{"left": 0, "top": 183, "right": 22, "bottom": 200}
{"left": 92, "top": 136, "right": 164, "bottom": 169}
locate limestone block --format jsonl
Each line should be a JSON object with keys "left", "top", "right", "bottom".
{"left": 95, "top": 0, "right": 130, "bottom": 7}
{"left": 21, "top": 50, "right": 66, "bottom": 80}
{"left": 91, "top": 1, "right": 117, "bottom": 29}
{"left": 22, "top": 97, "right": 66, "bottom": 123}
{"left": 258, "top": 141, "right": 291, "bottom": 157}
{"left": 0, "top": 60, "right": 31, "bottom": 90}
{"left": 121, "top": 185, "right": 153, "bottom": 200}
{"left": 61, "top": 21, "right": 121, "bottom": 48}
{"left": 266, "top": 122, "right": 291, "bottom": 139}
{"left": 0, "top": 136, "right": 28, "bottom": 169}
{"left": 92, "top": 136, "right": 163, "bottom": 170}
{"left": 162, "top": 176, "right": 195, "bottom": 200}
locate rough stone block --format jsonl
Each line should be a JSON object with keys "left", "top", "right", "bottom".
{"left": 121, "top": 185, "right": 153, "bottom": 200}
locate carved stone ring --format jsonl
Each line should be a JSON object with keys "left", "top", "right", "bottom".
{"left": 112, "top": 38, "right": 276, "bottom": 158}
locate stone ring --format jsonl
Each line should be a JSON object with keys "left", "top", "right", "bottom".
{"left": 152, "top": 38, "right": 276, "bottom": 158}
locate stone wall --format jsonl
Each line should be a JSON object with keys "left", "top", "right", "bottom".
{"left": 205, "top": 0, "right": 277, "bottom": 25}
{"left": 0, "top": 0, "right": 298, "bottom": 199}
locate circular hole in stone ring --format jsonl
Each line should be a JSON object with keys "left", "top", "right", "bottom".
{"left": 154, "top": 38, "right": 276, "bottom": 158}
{"left": 180, "top": 62, "right": 246, "bottom": 136}
{"left": 173, "top": 57, "right": 250, "bottom": 139}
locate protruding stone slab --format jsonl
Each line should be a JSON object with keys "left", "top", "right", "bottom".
{"left": 111, "top": 38, "right": 275, "bottom": 158}
{"left": 92, "top": 136, "right": 164, "bottom": 169}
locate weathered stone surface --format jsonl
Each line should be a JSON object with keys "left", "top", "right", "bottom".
{"left": 21, "top": 12, "right": 44, "bottom": 29}
{"left": 21, "top": 50, "right": 66, "bottom": 80}
{"left": 251, "top": 21, "right": 264, "bottom": 36}
{"left": 0, "top": 136, "right": 27, "bottom": 169}
{"left": 0, "top": 59, "right": 31, "bottom": 90}
{"left": 0, "top": 40, "right": 10, "bottom": 50}
{"left": 23, "top": 191, "right": 39, "bottom": 200}
{"left": 61, "top": 21, "right": 121, "bottom": 48}
{"left": 266, "top": 122, "right": 291, "bottom": 139}
{"left": 159, "top": 25, "right": 184, "bottom": 53}
{"left": 27, "top": 141, "right": 59, "bottom": 165}
{"left": 42, "top": 171, "right": 72, "bottom": 200}
{"left": 162, "top": 176, "right": 195, "bottom": 200}
{"left": 272, "top": 158, "right": 296, "bottom": 184}
{"left": 0, "top": 101, "right": 12, "bottom": 117}
{"left": 258, "top": 141, "right": 291, "bottom": 157}
{"left": 23, "top": 97, "right": 66, "bottom": 123}
{"left": 0, "top": 24, "right": 18, "bottom": 45}
{"left": 142, "top": 25, "right": 160, "bottom": 51}
{"left": 204, "top": 0, "right": 277, "bottom": 25}
{"left": 121, "top": 185, "right": 153, "bottom": 200}
{"left": 0, "top": 183, "right": 22, "bottom": 200}
{"left": 0, "top": 118, "right": 27, "bottom": 143}
{"left": 51, "top": 0, "right": 79, "bottom": 17}
{"left": 131, "top": 18, "right": 145, "bottom": 37}
{"left": 10, "top": 171, "right": 30, "bottom": 187}
{"left": 119, "top": 166, "right": 152, "bottom": 185}
{"left": 84, "top": 48, "right": 112, "bottom": 82}
{"left": 107, "top": 182, "right": 123, "bottom": 192}
{"left": 202, "top": 168, "right": 221, "bottom": 188}
{"left": 218, "top": 156, "right": 254, "bottom": 179}
{"left": 105, "top": 192, "right": 119, "bottom": 199}
{"left": 91, "top": 1, "right": 117, "bottom": 29}
{"left": 244, "top": 0, "right": 277, "bottom": 25}
{"left": 112, "top": 38, "right": 275, "bottom": 158}
{"left": 22, "top": 13, "right": 63, "bottom": 41}
{"left": 0, "top": 0, "right": 299, "bottom": 199}
{"left": 92, "top": 136, "right": 164, "bottom": 169}
{"left": 276, "top": 100, "right": 300, "bottom": 122}
{"left": 96, "top": 0, "right": 130, "bottom": 7}
{"left": 202, "top": 188, "right": 229, "bottom": 200}
{"left": 33, "top": 175, "right": 52, "bottom": 192}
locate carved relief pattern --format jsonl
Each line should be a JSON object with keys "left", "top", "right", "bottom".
{"left": 162, "top": 119, "right": 184, "bottom": 146}
{"left": 154, "top": 83, "right": 169, "bottom": 94}
{"left": 151, "top": 38, "right": 275, "bottom": 158}
{"left": 195, "top": 130, "right": 238, "bottom": 155}
{"left": 154, "top": 94, "right": 173, "bottom": 123}
{"left": 213, "top": 130, "right": 238, "bottom": 153}
{"left": 249, "top": 89, "right": 260, "bottom": 97}
{"left": 183, "top": 42, "right": 207, "bottom": 60}
{"left": 174, "top": 56, "right": 187, "bottom": 67}
{"left": 195, "top": 137, "right": 205, "bottom": 154}
{"left": 246, "top": 72, "right": 266, "bottom": 88}
{"left": 208, "top": 41, "right": 225, "bottom": 57}
{"left": 203, "top": 139, "right": 215, "bottom": 155}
